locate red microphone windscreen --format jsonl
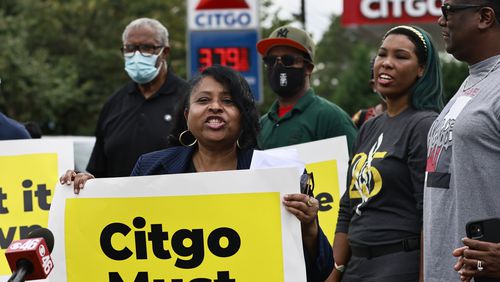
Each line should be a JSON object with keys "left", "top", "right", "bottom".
{"left": 4, "top": 237, "right": 54, "bottom": 280}
{"left": 27, "top": 227, "right": 54, "bottom": 253}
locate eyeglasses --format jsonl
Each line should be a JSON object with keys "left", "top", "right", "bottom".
{"left": 441, "top": 3, "right": 485, "bottom": 21}
{"left": 262, "top": 54, "right": 311, "bottom": 68}
{"left": 121, "top": 44, "right": 164, "bottom": 58}
{"left": 300, "top": 172, "right": 315, "bottom": 196}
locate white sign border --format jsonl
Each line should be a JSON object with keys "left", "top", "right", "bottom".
{"left": 48, "top": 167, "right": 307, "bottom": 282}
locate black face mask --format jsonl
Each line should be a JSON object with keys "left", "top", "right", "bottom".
{"left": 267, "top": 65, "right": 306, "bottom": 98}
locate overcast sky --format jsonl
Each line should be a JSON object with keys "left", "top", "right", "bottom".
{"left": 266, "top": 0, "right": 343, "bottom": 41}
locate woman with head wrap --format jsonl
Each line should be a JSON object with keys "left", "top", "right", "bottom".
{"left": 331, "top": 26, "right": 443, "bottom": 282}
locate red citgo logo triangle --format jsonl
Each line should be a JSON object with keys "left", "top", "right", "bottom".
{"left": 196, "top": 0, "right": 250, "bottom": 10}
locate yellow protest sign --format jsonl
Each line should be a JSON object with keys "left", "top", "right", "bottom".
{"left": 266, "top": 137, "right": 350, "bottom": 244}
{"left": 65, "top": 193, "right": 283, "bottom": 281}
{"left": 305, "top": 160, "right": 341, "bottom": 244}
{"left": 49, "top": 167, "right": 307, "bottom": 282}
{"left": 0, "top": 139, "right": 73, "bottom": 279}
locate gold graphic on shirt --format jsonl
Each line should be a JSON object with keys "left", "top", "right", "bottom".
{"left": 349, "top": 133, "right": 386, "bottom": 201}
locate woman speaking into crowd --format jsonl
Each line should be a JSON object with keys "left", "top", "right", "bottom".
{"left": 331, "top": 26, "right": 443, "bottom": 282}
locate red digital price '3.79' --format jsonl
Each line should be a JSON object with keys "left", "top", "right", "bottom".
{"left": 198, "top": 47, "right": 250, "bottom": 72}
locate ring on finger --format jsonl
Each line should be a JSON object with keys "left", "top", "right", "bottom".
{"left": 306, "top": 196, "right": 314, "bottom": 207}
{"left": 477, "top": 260, "right": 484, "bottom": 272}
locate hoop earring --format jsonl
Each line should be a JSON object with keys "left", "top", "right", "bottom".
{"left": 236, "top": 131, "right": 244, "bottom": 149}
{"left": 179, "top": 130, "right": 197, "bottom": 147}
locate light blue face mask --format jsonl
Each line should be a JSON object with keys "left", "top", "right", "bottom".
{"left": 124, "top": 48, "right": 164, "bottom": 84}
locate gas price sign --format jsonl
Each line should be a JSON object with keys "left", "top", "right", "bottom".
{"left": 187, "top": 0, "right": 262, "bottom": 103}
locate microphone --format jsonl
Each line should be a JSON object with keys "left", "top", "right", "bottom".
{"left": 4, "top": 228, "right": 55, "bottom": 282}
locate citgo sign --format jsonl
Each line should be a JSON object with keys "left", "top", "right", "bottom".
{"left": 188, "top": 0, "right": 258, "bottom": 30}
{"left": 342, "top": 0, "right": 442, "bottom": 26}
{"left": 187, "top": 0, "right": 262, "bottom": 103}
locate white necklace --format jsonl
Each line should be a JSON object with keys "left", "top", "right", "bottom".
{"left": 463, "top": 57, "right": 500, "bottom": 92}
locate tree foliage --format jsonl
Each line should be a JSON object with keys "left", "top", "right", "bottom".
{"left": 0, "top": 1, "right": 468, "bottom": 135}
{"left": 0, "top": 0, "right": 186, "bottom": 135}
{"left": 314, "top": 16, "right": 378, "bottom": 115}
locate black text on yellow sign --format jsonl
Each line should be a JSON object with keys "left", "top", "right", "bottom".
{"left": 0, "top": 178, "right": 51, "bottom": 247}
{"left": 305, "top": 160, "right": 342, "bottom": 245}
{"left": 65, "top": 193, "right": 285, "bottom": 281}
{"left": 0, "top": 179, "right": 51, "bottom": 214}
{"left": 0, "top": 153, "right": 57, "bottom": 275}
{"left": 102, "top": 217, "right": 241, "bottom": 281}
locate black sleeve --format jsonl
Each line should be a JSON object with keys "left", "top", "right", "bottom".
{"left": 86, "top": 101, "right": 110, "bottom": 177}
{"left": 335, "top": 189, "right": 352, "bottom": 234}
{"left": 304, "top": 226, "right": 334, "bottom": 281}
{"left": 335, "top": 122, "right": 368, "bottom": 234}
{"left": 407, "top": 114, "right": 436, "bottom": 224}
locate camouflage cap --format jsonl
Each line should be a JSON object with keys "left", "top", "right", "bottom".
{"left": 257, "top": 25, "right": 316, "bottom": 61}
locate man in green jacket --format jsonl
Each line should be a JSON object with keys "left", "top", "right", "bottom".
{"left": 257, "top": 25, "right": 357, "bottom": 151}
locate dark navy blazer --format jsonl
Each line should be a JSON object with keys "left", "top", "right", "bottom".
{"left": 130, "top": 145, "right": 334, "bottom": 281}
{"left": 131, "top": 146, "right": 253, "bottom": 175}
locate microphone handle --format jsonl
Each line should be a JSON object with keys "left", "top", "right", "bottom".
{"left": 7, "top": 267, "right": 28, "bottom": 282}
{"left": 11, "top": 266, "right": 28, "bottom": 282}
{"left": 11, "top": 260, "right": 32, "bottom": 282}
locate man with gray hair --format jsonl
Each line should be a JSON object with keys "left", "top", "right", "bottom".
{"left": 85, "top": 18, "right": 188, "bottom": 178}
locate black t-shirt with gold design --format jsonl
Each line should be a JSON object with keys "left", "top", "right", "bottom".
{"left": 336, "top": 107, "right": 436, "bottom": 246}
